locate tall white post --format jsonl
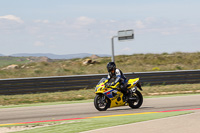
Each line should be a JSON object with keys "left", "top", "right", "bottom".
{"left": 111, "top": 36, "right": 117, "bottom": 62}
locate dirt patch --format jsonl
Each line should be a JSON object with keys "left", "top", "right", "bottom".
{"left": 148, "top": 90, "right": 199, "bottom": 96}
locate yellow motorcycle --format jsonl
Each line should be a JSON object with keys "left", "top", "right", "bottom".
{"left": 94, "top": 78, "right": 143, "bottom": 111}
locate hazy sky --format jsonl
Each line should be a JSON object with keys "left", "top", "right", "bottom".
{"left": 0, "top": 0, "right": 200, "bottom": 55}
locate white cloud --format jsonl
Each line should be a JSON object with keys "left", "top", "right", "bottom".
{"left": 34, "top": 41, "right": 45, "bottom": 46}
{"left": 0, "top": 15, "right": 24, "bottom": 23}
{"left": 34, "top": 20, "right": 49, "bottom": 24}
{"left": 135, "top": 20, "right": 145, "bottom": 29}
{"left": 77, "top": 16, "right": 95, "bottom": 24}
{"left": 145, "top": 17, "right": 156, "bottom": 23}
{"left": 109, "top": 20, "right": 116, "bottom": 23}
{"left": 74, "top": 16, "right": 96, "bottom": 28}
{"left": 161, "top": 31, "right": 171, "bottom": 35}
{"left": 122, "top": 47, "right": 131, "bottom": 52}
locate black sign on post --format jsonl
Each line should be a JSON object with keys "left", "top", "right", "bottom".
{"left": 118, "top": 29, "right": 134, "bottom": 41}
{"left": 111, "top": 29, "right": 134, "bottom": 62}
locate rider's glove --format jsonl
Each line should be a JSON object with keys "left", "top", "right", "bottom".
{"left": 105, "top": 82, "right": 114, "bottom": 87}
{"left": 110, "top": 83, "right": 115, "bottom": 86}
{"left": 104, "top": 83, "right": 108, "bottom": 87}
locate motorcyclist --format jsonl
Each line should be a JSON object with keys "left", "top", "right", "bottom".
{"left": 106, "top": 62, "right": 131, "bottom": 100}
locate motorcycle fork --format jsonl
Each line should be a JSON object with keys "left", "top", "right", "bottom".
{"left": 100, "top": 95, "right": 106, "bottom": 106}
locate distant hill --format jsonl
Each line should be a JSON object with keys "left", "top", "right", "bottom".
{"left": 10, "top": 53, "right": 110, "bottom": 59}
{"left": 0, "top": 54, "right": 4, "bottom": 56}
{"left": 0, "top": 56, "right": 53, "bottom": 67}
{"left": 0, "top": 56, "right": 29, "bottom": 67}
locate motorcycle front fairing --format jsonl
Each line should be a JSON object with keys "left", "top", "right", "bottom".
{"left": 95, "top": 80, "right": 126, "bottom": 108}
{"left": 108, "top": 90, "right": 125, "bottom": 108}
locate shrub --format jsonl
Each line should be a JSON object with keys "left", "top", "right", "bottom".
{"left": 34, "top": 69, "right": 42, "bottom": 74}
{"left": 176, "top": 65, "right": 182, "bottom": 70}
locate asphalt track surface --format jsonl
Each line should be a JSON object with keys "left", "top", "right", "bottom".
{"left": 0, "top": 94, "right": 200, "bottom": 125}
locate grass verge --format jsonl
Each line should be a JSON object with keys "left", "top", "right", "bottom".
{"left": 7, "top": 111, "right": 192, "bottom": 133}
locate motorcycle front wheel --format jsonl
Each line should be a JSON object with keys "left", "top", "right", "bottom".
{"left": 94, "top": 94, "right": 110, "bottom": 111}
{"left": 128, "top": 90, "right": 143, "bottom": 109}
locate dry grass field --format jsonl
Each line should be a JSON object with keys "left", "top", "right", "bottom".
{"left": 0, "top": 52, "right": 199, "bottom": 79}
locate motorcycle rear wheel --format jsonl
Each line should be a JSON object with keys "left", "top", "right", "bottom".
{"left": 128, "top": 90, "right": 143, "bottom": 109}
{"left": 94, "top": 94, "right": 110, "bottom": 111}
